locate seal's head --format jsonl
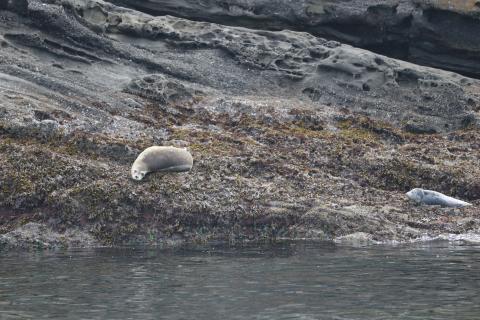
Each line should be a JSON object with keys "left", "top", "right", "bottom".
{"left": 131, "top": 168, "right": 147, "bottom": 181}
{"left": 406, "top": 188, "right": 424, "bottom": 203}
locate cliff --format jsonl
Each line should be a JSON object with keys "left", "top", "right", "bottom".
{"left": 0, "top": 0, "right": 479, "bottom": 248}
{"left": 107, "top": 0, "right": 480, "bottom": 78}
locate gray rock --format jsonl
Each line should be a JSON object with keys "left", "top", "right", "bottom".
{"left": 0, "top": 223, "right": 98, "bottom": 250}
{"left": 106, "top": 0, "right": 480, "bottom": 78}
{"left": 0, "top": 0, "right": 479, "bottom": 247}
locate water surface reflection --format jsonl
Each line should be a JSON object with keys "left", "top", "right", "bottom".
{"left": 1, "top": 241, "right": 480, "bottom": 319}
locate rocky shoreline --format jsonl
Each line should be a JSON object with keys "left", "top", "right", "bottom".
{"left": 0, "top": 0, "right": 479, "bottom": 249}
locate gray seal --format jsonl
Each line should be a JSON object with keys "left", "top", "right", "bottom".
{"left": 406, "top": 188, "right": 472, "bottom": 208}
{"left": 131, "top": 146, "right": 193, "bottom": 180}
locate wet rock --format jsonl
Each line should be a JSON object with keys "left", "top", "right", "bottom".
{"left": 1, "top": 0, "right": 28, "bottom": 14}
{"left": 334, "top": 232, "right": 379, "bottom": 246}
{"left": 0, "top": 223, "right": 98, "bottom": 250}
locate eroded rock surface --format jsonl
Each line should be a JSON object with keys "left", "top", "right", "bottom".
{"left": 106, "top": 0, "right": 480, "bottom": 78}
{"left": 0, "top": 0, "right": 479, "bottom": 248}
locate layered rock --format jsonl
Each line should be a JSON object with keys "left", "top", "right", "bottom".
{"left": 106, "top": 0, "right": 480, "bottom": 78}
{"left": 0, "top": 0, "right": 479, "bottom": 248}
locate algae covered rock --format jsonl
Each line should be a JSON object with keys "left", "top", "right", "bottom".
{"left": 0, "top": 0, "right": 479, "bottom": 248}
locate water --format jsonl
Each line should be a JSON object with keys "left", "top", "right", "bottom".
{"left": 1, "top": 241, "right": 480, "bottom": 320}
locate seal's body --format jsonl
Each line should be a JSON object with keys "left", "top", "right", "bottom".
{"left": 406, "top": 188, "right": 472, "bottom": 208}
{"left": 131, "top": 146, "right": 193, "bottom": 180}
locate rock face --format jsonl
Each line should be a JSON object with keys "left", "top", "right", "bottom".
{"left": 0, "top": 0, "right": 479, "bottom": 248}
{"left": 0, "top": 223, "right": 97, "bottom": 250}
{"left": 106, "top": 0, "right": 480, "bottom": 78}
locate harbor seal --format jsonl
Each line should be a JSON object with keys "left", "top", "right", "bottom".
{"left": 406, "top": 188, "right": 472, "bottom": 208}
{"left": 131, "top": 146, "right": 193, "bottom": 181}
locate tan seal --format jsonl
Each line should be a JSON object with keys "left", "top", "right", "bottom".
{"left": 131, "top": 146, "right": 193, "bottom": 180}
